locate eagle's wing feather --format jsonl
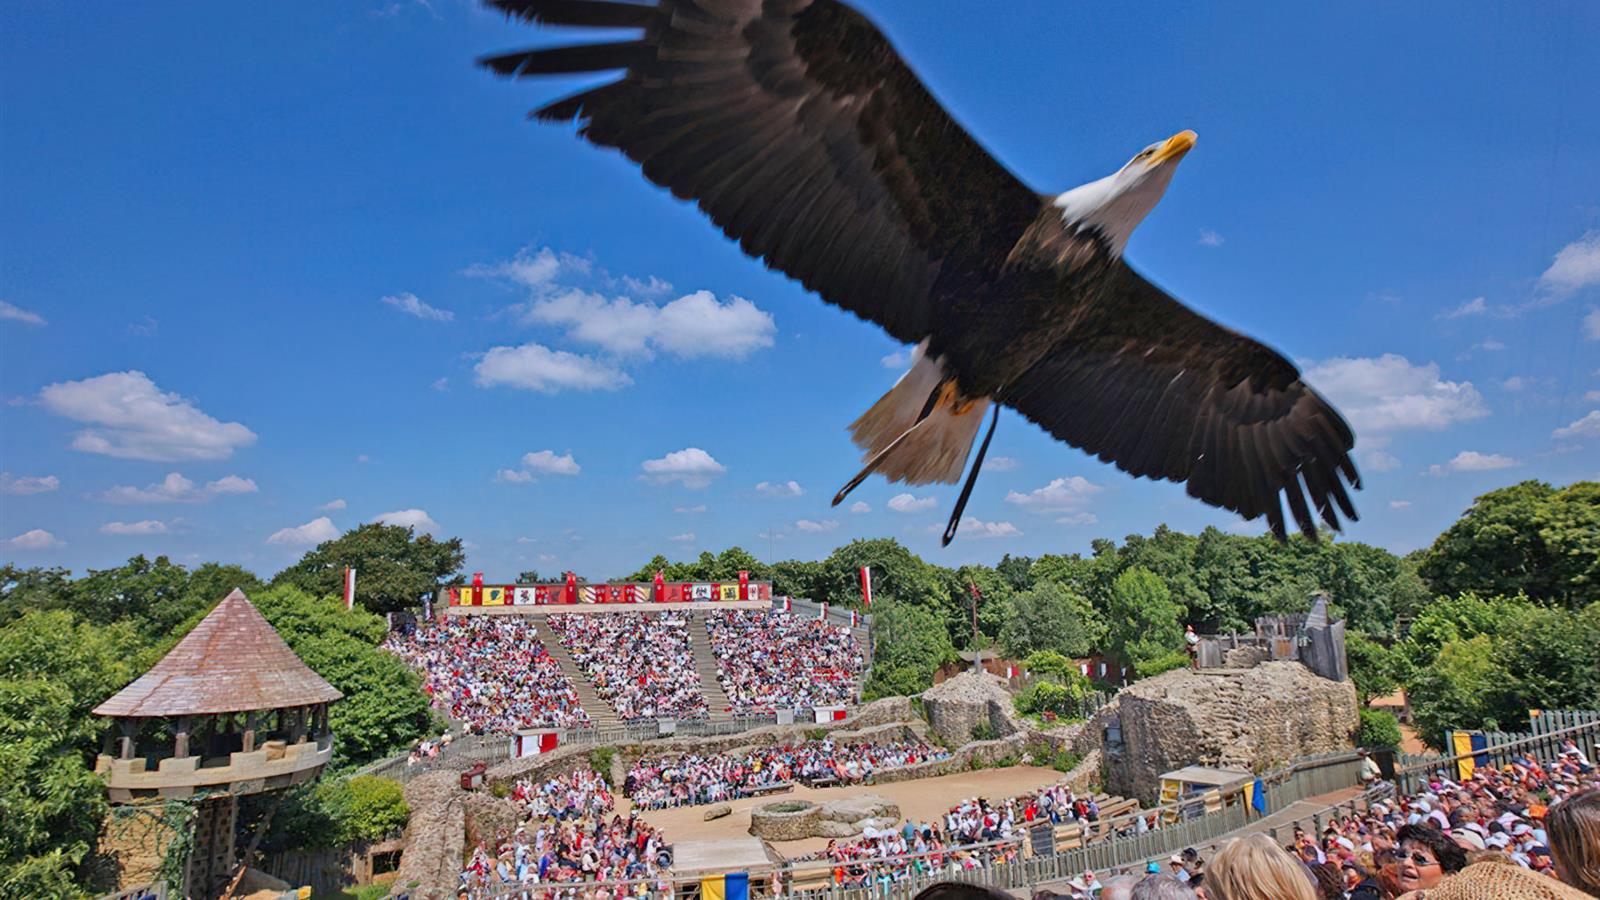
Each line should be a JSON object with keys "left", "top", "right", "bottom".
{"left": 481, "top": 0, "right": 1042, "bottom": 344}
{"left": 1002, "top": 263, "right": 1360, "bottom": 539}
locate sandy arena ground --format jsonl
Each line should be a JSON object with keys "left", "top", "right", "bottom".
{"left": 624, "top": 765, "right": 1065, "bottom": 859}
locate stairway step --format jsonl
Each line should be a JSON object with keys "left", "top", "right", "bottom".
{"left": 534, "top": 619, "right": 622, "bottom": 728}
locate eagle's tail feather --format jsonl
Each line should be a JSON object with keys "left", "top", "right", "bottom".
{"left": 843, "top": 346, "right": 990, "bottom": 488}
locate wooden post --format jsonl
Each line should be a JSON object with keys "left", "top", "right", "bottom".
{"left": 243, "top": 711, "right": 257, "bottom": 753}
{"left": 174, "top": 716, "right": 191, "bottom": 759}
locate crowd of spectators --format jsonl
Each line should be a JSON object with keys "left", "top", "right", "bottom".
{"left": 706, "top": 610, "right": 863, "bottom": 713}
{"left": 626, "top": 737, "right": 948, "bottom": 809}
{"left": 548, "top": 612, "right": 708, "bottom": 721}
{"left": 458, "top": 768, "right": 674, "bottom": 896}
{"left": 383, "top": 618, "right": 589, "bottom": 732}
{"left": 1062, "top": 738, "right": 1600, "bottom": 899}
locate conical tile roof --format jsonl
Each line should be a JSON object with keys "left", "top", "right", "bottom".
{"left": 94, "top": 588, "right": 342, "bottom": 717}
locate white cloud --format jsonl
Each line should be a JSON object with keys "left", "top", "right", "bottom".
{"left": 1389, "top": 500, "right": 1412, "bottom": 510}
{"left": 38, "top": 371, "right": 257, "bottom": 462}
{"left": 1539, "top": 232, "right": 1600, "bottom": 295}
{"left": 523, "top": 288, "right": 658, "bottom": 354}
{"left": 100, "top": 472, "right": 256, "bottom": 503}
{"left": 381, "top": 291, "right": 453, "bottom": 322}
{"left": 655, "top": 291, "right": 776, "bottom": 359}
{"left": 887, "top": 493, "right": 936, "bottom": 513}
{"left": 1473, "top": 339, "right": 1506, "bottom": 352}
{"left": 1552, "top": 410, "right": 1600, "bottom": 440}
{"left": 1501, "top": 376, "right": 1531, "bottom": 392}
{"left": 1004, "top": 476, "right": 1104, "bottom": 513}
{"left": 1055, "top": 512, "right": 1099, "bottom": 526}
{"left": 466, "top": 246, "right": 591, "bottom": 290}
{"left": 356, "top": 454, "right": 371, "bottom": 463}
{"left": 988, "top": 456, "right": 1019, "bottom": 471}
{"left": 1585, "top": 390, "right": 1600, "bottom": 403}
{"left": 961, "top": 518, "right": 1022, "bottom": 538}
{"left": 495, "top": 468, "right": 536, "bottom": 484}
{"left": 127, "top": 316, "right": 159, "bottom": 337}
{"left": 0, "top": 473, "right": 60, "bottom": 495}
{"left": 756, "top": 480, "right": 804, "bottom": 498}
{"left": 640, "top": 448, "right": 725, "bottom": 489}
{"left": 794, "top": 518, "right": 838, "bottom": 533}
{"left": 1427, "top": 450, "right": 1518, "bottom": 476}
{"left": 668, "top": 532, "right": 696, "bottom": 543}
{"left": 1584, "top": 309, "right": 1600, "bottom": 341}
{"left": 1439, "top": 297, "right": 1487, "bottom": 319}
{"left": 849, "top": 501, "right": 871, "bottom": 514}
{"left": 0, "top": 300, "right": 46, "bottom": 326}
{"left": 674, "top": 504, "right": 707, "bottom": 514}
{"left": 101, "top": 520, "right": 169, "bottom": 536}
{"left": 881, "top": 349, "right": 911, "bottom": 370}
{"left": 474, "top": 342, "right": 632, "bottom": 393}
{"left": 1197, "top": 228, "right": 1225, "bottom": 248}
{"left": 267, "top": 516, "right": 340, "bottom": 546}
{"left": 1362, "top": 449, "right": 1401, "bottom": 472}
{"left": 7, "top": 528, "right": 63, "bottom": 549}
{"left": 1304, "top": 354, "right": 1488, "bottom": 432}
{"left": 431, "top": 377, "right": 450, "bottom": 391}
{"left": 206, "top": 475, "right": 258, "bottom": 495}
{"left": 318, "top": 498, "right": 347, "bottom": 511}
{"left": 522, "top": 450, "right": 580, "bottom": 476}
{"left": 374, "top": 508, "right": 439, "bottom": 533}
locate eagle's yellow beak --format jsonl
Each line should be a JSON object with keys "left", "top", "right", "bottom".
{"left": 1149, "top": 130, "right": 1197, "bottom": 166}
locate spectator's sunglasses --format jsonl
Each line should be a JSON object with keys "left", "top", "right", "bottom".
{"left": 1382, "top": 850, "right": 1440, "bottom": 867}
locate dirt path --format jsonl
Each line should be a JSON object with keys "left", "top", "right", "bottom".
{"left": 624, "top": 765, "right": 1066, "bottom": 858}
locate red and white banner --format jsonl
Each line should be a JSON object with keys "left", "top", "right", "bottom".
{"left": 819, "top": 601, "right": 828, "bottom": 622}
{"left": 513, "top": 731, "right": 560, "bottom": 758}
{"left": 781, "top": 596, "right": 792, "bottom": 612}
{"left": 859, "top": 566, "right": 873, "bottom": 607}
{"left": 653, "top": 571, "right": 666, "bottom": 603}
{"left": 813, "top": 707, "right": 848, "bottom": 724}
{"left": 343, "top": 567, "right": 357, "bottom": 610}
{"left": 738, "top": 570, "right": 750, "bottom": 600}
{"left": 849, "top": 610, "right": 859, "bottom": 628}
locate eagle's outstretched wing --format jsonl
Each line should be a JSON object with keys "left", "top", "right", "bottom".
{"left": 1002, "top": 263, "right": 1361, "bottom": 539}
{"left": 481, "top": 0, "right": 1042, "bottom": 345}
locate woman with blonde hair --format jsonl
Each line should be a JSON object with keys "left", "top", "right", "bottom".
{"left": 1204, "top": 833, "right": 1316, "bottom": 900}
{"left": 1548, "top": 790, "right": 1600, "bottom": 897}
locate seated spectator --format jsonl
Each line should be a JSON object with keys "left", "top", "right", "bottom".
{"left": 1548, "top": 789, "right": 1600, "bottom": 897}
{"left": 549, "top": 612, "right": 708, "bottom": 721}
{"left": 1128, "top": 874, "right": 1195, "bottom": 899}
{"left": 706, "top": 610, "right": 863, "bottom": 713}
{"left": 384, "top": 617, "right": 588, "bottom": 732}
{"left": 627, "top": 737, "right": 947, "bottom": 808}
{"left": 1205, "top": 833, "right": 1317, "bottom": 900}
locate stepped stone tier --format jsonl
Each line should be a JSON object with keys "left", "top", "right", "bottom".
{"left": 94, "top": 588, "right": 341, "bottom": 803}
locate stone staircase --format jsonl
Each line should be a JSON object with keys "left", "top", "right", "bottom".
{"left": 690, "top": 612, "right": 734, "bottom": 720}
{"left": 532, "top": 619, "right": 621, "bottom": 729}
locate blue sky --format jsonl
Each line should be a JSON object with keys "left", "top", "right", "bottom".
{"left": 3, "top": 0, "right": 1598, "bottom": 580}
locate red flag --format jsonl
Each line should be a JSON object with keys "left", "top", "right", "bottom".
{"left": 564, "top": 571, "right": 577, "bottom": 605}
{"left": 343, "top": 566, "right": 357, "bottom": 610}
{"left": 738, "top": 569, "right": 750, "bottom": 600}
{"left": 653, "top": 571, "right": 665, "bottom": 603}
{"left": 859, "top": 566, "right": 873, "bottom": 607}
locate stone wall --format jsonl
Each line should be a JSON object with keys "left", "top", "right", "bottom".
{"left": 920, "top": 670, "right": 1019, "bottom": 747}
{"left": 1098, "top": 661, "right": 1357, "bottom": 804}
{"left": 389, "top": 771, "right": 467, "bottom": 899}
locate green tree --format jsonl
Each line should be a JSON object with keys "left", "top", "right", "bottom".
{"left": 999, "top": 580, "right": 1093, "bottom": 659}
{"left": 770, "top": 559, "right": 824, "bottom": 600}
{"left": 1103, "top": 566, "right": 1186, "bottom": 676}
{"left": 273, "top": 523, "right": 464, "bottom": 615}
{"left": 1408, "top": 635, "right": 1505, "bottom": 749}
{"left": 815, "top": 539, "right": 948, "bottom": 624}
{"left": 1345, "top": 633, "right": 1401, "bottom": 705}
{"left": 994, "top": 554, "right": 1035, "bottom": 593}
{"left": 0, "top": 565, "right": 74, "bottom": 624}
{"left": 1357, "top": 708, "right": 1402, "bottom": 749}
{"left": 250, "top": 586, "right": 437, "bottom": 763}
{"left": 1417, "top": 480, "right": 1599, "bottom": 609}
{"left": 66, "top": 554, "right": 197, "bottom": 643}
{"left": 0, "top": 610, "right": 149, "bottom": 896}
{"left": 862, "top": 600, "right": 955, "bottom": 699}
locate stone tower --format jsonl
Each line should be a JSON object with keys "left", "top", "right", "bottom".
{"left": 94, "top": 588, "right": 342, "bottom": 899}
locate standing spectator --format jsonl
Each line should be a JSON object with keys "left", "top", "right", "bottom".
{"left": 1548, "top": 790, "right": 1600, "bottom": 896}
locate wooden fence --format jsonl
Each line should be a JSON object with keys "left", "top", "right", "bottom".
{"left": 1396, "top": 709, "right": 1600, "bottom": 795}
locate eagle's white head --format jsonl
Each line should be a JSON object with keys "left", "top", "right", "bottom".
{"left": 1052, "top": 130, "right": 1197, "bottom": 256}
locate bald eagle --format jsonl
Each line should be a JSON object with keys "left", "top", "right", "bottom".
{"left": 480, "top": 0, "right": 1361, "bottom": 543}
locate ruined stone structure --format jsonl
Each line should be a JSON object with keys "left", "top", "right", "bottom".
{"left": 94, "top": 589, "right": 341, "bottom": 899}
{"left": 1096, "top": 660, "right": 1358, "bottom": 803}
{"left": 919, "top": 669, "right": 1019, "bottom": 747}
{"left": 749, "top": 795, "right": 900, "bottom": 841}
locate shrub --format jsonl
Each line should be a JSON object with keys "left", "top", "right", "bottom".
{"left": 589, "top": 746, "right": 616, "bottom": 779}
{"left": 1013, "top": 672, "right": 1093, "bottom": 720}
{"left": 336, "top": 777, "right": 410, "bottom": 844}
{"left": 1357, "top": 708, "right": 1402, "bottom": 750}
{"left": 804, "top": 727, "right": 829, "bottom": 741}
{"left": 970, "top": 722, "right": 997, "bottom": 742}
{"left": 1133, "top": 650, "right": 1191, "bottom": 679}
